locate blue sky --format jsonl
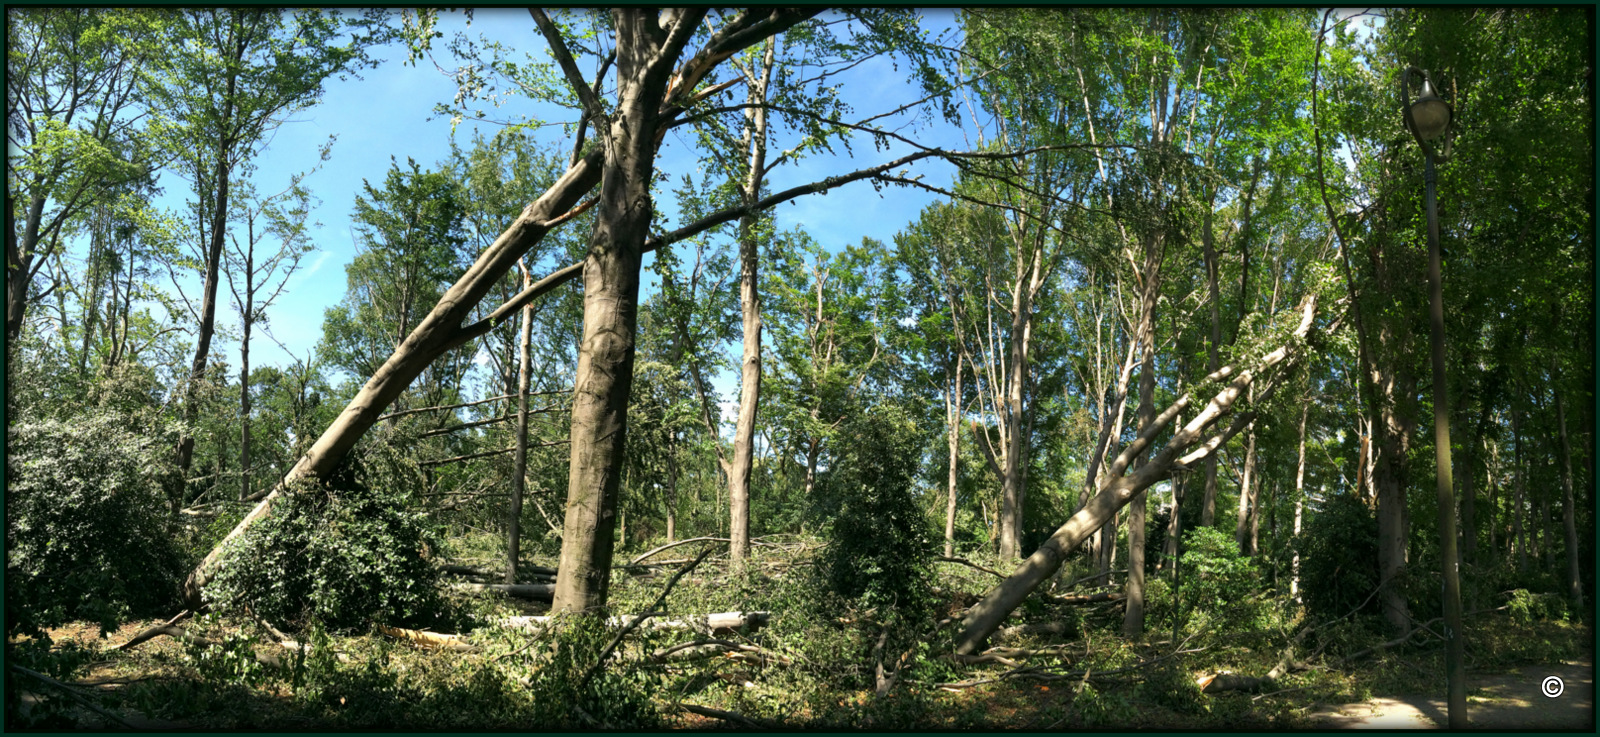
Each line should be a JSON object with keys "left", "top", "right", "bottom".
{"left": 148, "top": 8, "right": 966, "bottom": 409}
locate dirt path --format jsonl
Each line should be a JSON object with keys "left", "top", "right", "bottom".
{"left": 1309, "top": 660, "right": 1593, "bottom": 729}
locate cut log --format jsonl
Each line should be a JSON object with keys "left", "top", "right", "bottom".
{"left": 1200, "top": 672, "right": 1269, "bottom": 694}
{"left": 377, "top": 625, "right": 477, "bottom": 652}
{"left": 996, "top": 621, "right": 1075, "bottom": 641}
{"left": 502, "top": 610, "right": 770, "bottom": 635}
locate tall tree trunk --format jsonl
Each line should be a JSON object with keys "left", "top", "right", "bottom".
{"left": 1373, "top": 367, "right": 1415, "bottom": 634}
{"left": 1124, "top": 229, "right": 1161, "bottom": 636}
{"left": 1200, "top": 197, "right": 1223, "bottom": 528}
{"left": 1236, "top": 416, "right": 1258, "bottom": 555}
{"left": 5, "top": 195, "right": 48, "bottom": 346}
{"left": 238, "top": 238, "right": 255, "bottom": 502}
{"left": 1161, "top": 410, "right": 1184, "bottom": 571}
{"left": 665, "top": 437, "right": 678, "bottom": 543}
{"left": 1486, "top": 436, "right": 1499, "bottom": 558}
{"left": 945, "top": 354, "right": 962, "bottom": 558}
{"left": 1512, "top": 406, "right": 1527, "bottom": 571}
{"left": 177, "top": 34, "right": 244, "bottom": 499}
{"left": 1553, "top": 382, "right": 1582, "bottom": 607}
{"left": 551, "top": 12, "right": 676, "bottom": 613}
{"left": 507, "top": 261, "right": 534, "bottom": 584}
{"left": 1291, "top": 402, "right": 1308, "bottom": 602}
{"left": 726, "top": 38, "right": 775, "bottom": 571}
{"left": 1084, "top": 336, "right": 1136, "bottom": 582}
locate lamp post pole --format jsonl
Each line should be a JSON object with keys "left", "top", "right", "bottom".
{"left": 1405, "top": 64, "right": 1467, "bottom": 730}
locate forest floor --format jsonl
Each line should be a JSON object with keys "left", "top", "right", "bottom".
{"left": 8, "top": 540, "right": 1593, "bottom": 730}
{"left": 14, "top": 607, "right": 1591, "bottom": 730}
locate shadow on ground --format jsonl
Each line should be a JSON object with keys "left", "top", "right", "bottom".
{"left": 1310, "top": 660, "right": 1593, "bottom": 729}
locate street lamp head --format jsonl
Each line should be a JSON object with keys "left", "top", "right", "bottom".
{"left": 1408, "top": 77, "right": 1452, "bottom": 141}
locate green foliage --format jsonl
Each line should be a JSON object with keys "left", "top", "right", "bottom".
{"left": 1178, "top": 527, "right": 1258, "bottom": 612}
{"left": 5, "top": 413, "right": 185, "bottom": 637}
{"left": 1299, "top": 493, "right": 1380, "bottom": 622}
{"left": 816, "top": 403, "right": 936, "bottom": 619}
{"left": 1505, "top": 588, "right": 1569, "bottom": 625}
{"left": 184, "top": 614, "right": 274, "bottom": 688}
{"left": 1176, "top": 526, "right": 1271, "bottom": 632}
{"left": 521, "top": 612, "right": 663, "bottom": 728}
{"left": 204, "top": 478, "right": 446, "bottom": 633}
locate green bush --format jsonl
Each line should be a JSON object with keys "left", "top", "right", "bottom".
{"left": 204, "top": 478, "right": 446, "bottom": 633}
{"left": 1178, "top": 527, "right": 1257, "bottom": 611}
{"left": 5, "top": 413, "right": 185, "bottom": 636}
{"left": 1298, "top": 493, "right": 1380, "bottom": 622}
{"left": 1176, "top": 526, "right": 1265, "bottom": 631}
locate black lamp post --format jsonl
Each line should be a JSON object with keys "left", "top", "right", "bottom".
{"left": 1402, "top": 64, "right": 1467, "bottom": 730}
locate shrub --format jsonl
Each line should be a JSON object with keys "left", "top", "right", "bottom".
{"left": 204, "top": 477, "right": 446, "bottom": 633}
{"left": 5, "top": 413, "right": 185, "bottom": 636}
{"left": 1298, "top": 493, "right": 1380, "bottom": 622}
{"left": 1178, "top": 527, "right": 1257, "bottom": 610}
{"left": 815, "top": 403, "right": 936, "bottom": 619}
{"left": 1177, "top": 526, "right": 1262, "bottom": 630}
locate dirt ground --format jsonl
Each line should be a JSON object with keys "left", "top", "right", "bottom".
{"left": 1309, "top": 659, "right": 1594, "bottom": 729}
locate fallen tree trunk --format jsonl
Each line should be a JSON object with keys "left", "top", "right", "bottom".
{"left": 956, "top": 295, "right": 1336, "bottom": 654}
{"left": 439, "top": 563, "right": 555, "bottom": 583}
{"left": 502, "top": 610, "right": 770, "bottom": 635}
{"left": 451, "top": 583, "right": 556, "bottom": 601}
{"left": 678, "top": 702, "right": 778, "bottom": 729}
{"left": 115, "top": 610, "right": 194, "bottom": 652}
{"left": 1045, "top": 591, "right": 1125, "bottom": 606}
{"left": 9, "top": 665, "right": 138, "bottom": 729}
{"left": 652, "top": 639, "right": 793, "bottom": 665}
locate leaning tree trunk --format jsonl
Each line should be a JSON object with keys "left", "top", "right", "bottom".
{"left": 182, "top": 146, "right": 604, "bottom": 606}
{"left": 956, "top": 294, "right": 1327, "bottom": 654}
